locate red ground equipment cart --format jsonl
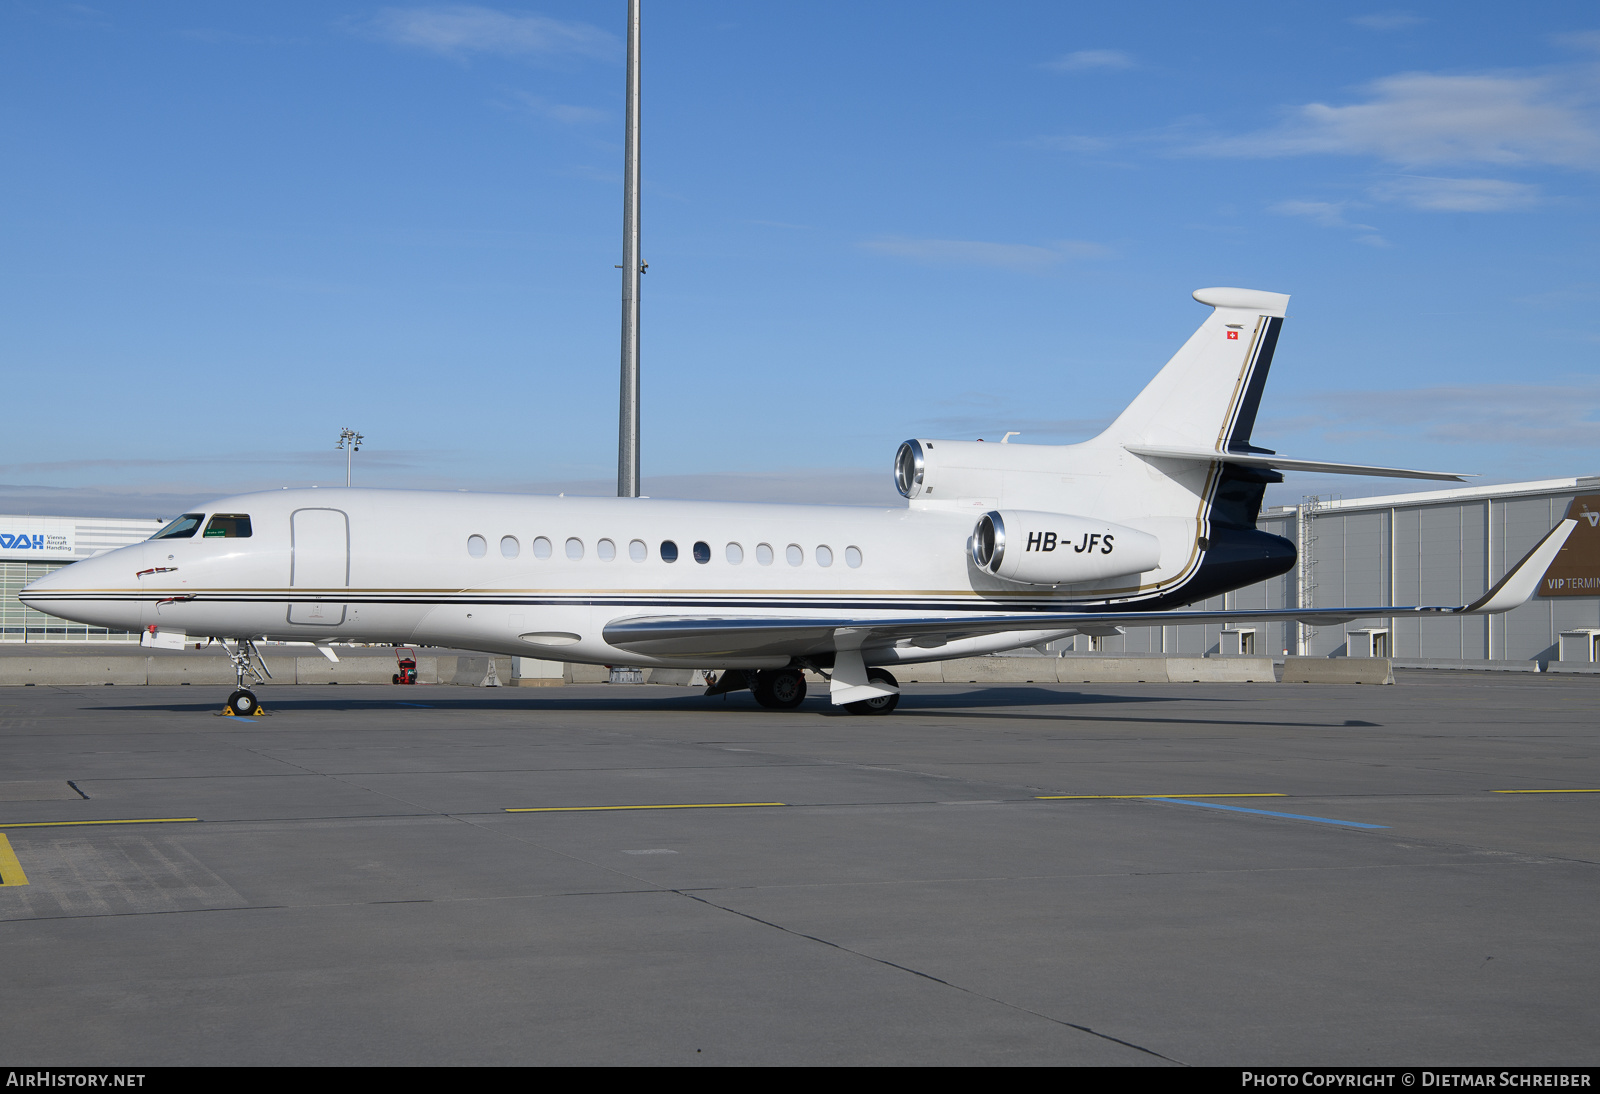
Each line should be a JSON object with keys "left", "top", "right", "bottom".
{"left": 392, "top": 647, "right": 418, "bottom": 685}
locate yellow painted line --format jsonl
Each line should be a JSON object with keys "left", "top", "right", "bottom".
{"left": 0, "top": 834, "right": 28, "bottom": 887}
{"left": 506, "top": 802, "right": 786, "bottom": 813}
{"left": 0, "top": 818, "right": 200, "bottom": 829}
{"left": 1037, "top": 793, "right": 1287, "bottom": 800}
{"left": 1491, "top": 789, "right": 1600, "bottom": 794}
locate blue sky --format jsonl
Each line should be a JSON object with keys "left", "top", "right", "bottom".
{"left": 3, "top": 2, "right": 1598, "bottom": 516}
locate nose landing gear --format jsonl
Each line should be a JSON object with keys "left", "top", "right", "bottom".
{"left": 219, "top": 639, "right": 271, "bottom": 718}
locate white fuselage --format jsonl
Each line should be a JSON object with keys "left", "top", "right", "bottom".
{"left": 23, "top": 471, "right": 1200, "bottom": 668}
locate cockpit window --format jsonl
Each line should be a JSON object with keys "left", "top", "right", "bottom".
{"left": 204, "top": 514, "right": 252, "bottom": 539}
{"left": 151, "top": 514, "right": 205, "bottom": 540}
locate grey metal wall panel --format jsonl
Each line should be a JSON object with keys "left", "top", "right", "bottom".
{"left": 1392, "top": 507, "right": 1421, "bottom": 658}
{"left": 1501, "top": 497, "right": 1557, "bottom": 662}
{"left": 1344, "top": 510, "right": 1389, "bottom": 609}
{"left": 1418, "top": 506, "right": 1465, "bottom": 658}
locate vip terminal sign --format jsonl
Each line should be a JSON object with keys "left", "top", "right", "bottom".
{"left": 1540, "top": 496, "right": 1600, "bottom": 596}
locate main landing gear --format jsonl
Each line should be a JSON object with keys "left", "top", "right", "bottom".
{"left": 219, "top": 639, "right": 271, "bottom": 718}
{"left": 704, "top": 666, "right": 901, "bottom": 714}
{"left": 751, "top": 668, "right": 807, "bottom": 710}
{"left": 843, "top": 668, "right": 900, "bottom": 716}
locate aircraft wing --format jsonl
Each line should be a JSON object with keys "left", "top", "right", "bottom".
{"left": 603, "top": 520, "right": 1575, "bottom": 659}
{"left": 1125, "top": 444, "right": 1473, "bottom": 481}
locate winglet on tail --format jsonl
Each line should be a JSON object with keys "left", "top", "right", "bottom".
{"left": 1465, "top": 519, "right": 1577, "bottom": 614}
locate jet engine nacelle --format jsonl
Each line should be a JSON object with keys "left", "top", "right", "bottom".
{"left": 972, "top": 510, "right": 1162, "bottom": 586}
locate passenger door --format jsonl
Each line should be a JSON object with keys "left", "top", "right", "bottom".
{"left": 288, "top": 508, "right": 348, "bottom": 626}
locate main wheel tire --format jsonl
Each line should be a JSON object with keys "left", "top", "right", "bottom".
{"left": 752, "top": 668, "right": 807, "bottom": 710}
{"left": 392, "top": 674, "right": 400, "bottom": 685}
{"left": 844, "top": 668, "right": 900, "bottom": 715}
{"left": 226, "top": 689, "right": 259, "bottom": 717}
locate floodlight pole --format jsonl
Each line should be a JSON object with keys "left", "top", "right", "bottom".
{"left": 617, "top": 0, "right": 642, "bottom": 499}
{"left": 337, "top": 428, "right": 363, "bottom": 487}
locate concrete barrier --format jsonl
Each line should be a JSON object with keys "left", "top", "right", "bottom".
{"left": 145, "top": 655, "right": 252, "bottom": 686}
{"left": 0, "top": 656, "right": 147, "bottom": 686}
{"left": 646, "top": 668, "right": 711, "bottom": 685}
{"left": 1543, "top": 660, "right": 1600, "bottom": 675}
{"left": 511, "top": 657, "right": 565, "bottom": 686}
{"left": 940, "top": 657, "right": 1058, "bottom": 683}
{"left": 1168, "top": 657, "right": 1277, "bottom": 683}
{"left": 565, "top": 663, "right": 611, "bottom": 684}
{"left": 1281, "top": 656, "right": 1394, "bottom": 684}
{"left": 444, "top": 656, "right": 511, "bottom": 686}
{"left": 293, "top": 656, "right": 402, "bottom": 685}
{"left": 1055, "top": 657, "right": 1172, "bottom": 683}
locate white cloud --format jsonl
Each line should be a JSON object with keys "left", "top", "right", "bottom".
{"left": 1350, "top": 12, "right": 1426, "bottom": 31}
{"left": 1270, "top": 201, "right": 1390, "bottom": 245}
{"left": 1193, "top": 72, "right": 1600, "bottom": 168}
{"left": 1370, "top": 175, "right": 1541, "bottom": 211}
{"left": 368, "top": 5, "right": 618, "bottom": 61}
{"left": 508, "top": 91, "right": 607, "bottom": 124}
{"left": 1045, "top": 49, "right": 1134, "bottom": 73}
{"left": 862, "top": 237, "right": 1111, "bottom": 271}
{"left": 1271, "top": 200, "right": 1375, "bottom": 230}
{"left": 1553, "top": 30, "right": 1600, "bottom": 54}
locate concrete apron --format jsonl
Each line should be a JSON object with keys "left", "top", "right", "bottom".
{"left": 1, "top": 653, "right": 1416, "bottom": 687}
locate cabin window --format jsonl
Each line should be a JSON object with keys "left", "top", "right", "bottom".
{"left": 815, "top": 545, "right": 833, "bottom": 567}
{"left": 598, "top": 538, "right": 616, "bottom": 562}
{"left": 566, "top": 537, "right": 584, "bottom": 560}
{"left": 756, "top": 543, "right": 773, "bottom": 566}
{"left": 693, "top": 541, "right": 711, "bottom": 564}
{"left": 629, "top": 539, "right": 647, "bottom": 562}
{"left": 532, "top": 537, "right": 552, "bottom": 559}
{"left": 845, "top": 546, "right": 863, "bottom": 568}
{"left": 786, "top": 544, "right": 803, "bottom": 566}
{"left": 660, "top": 540, "right": 679, "bottom": 563}
{"left": 151, "top": 514, "right": 204, "bottom": 540}
{"left": 726, "top": 542, "right": 744, "bottom": 565}
{"left": 500, "top": 536, "right": 520, "bottom": 559}
{"left": 203, "top": 514, "right": 252, "bottom": 539}
{"left": 467, "top": 535, "right": 487, "bottom": 558}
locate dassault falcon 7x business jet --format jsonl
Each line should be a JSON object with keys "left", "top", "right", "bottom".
{"left": 23, "top": 288, "right": 1575, "bottom": 716}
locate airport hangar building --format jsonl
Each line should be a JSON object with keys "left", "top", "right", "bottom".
{"left": 1060, "top": 474, "right": 1600, "bottom": 668}
{"left": 3, "top": 476, "right": 1599, "bottom": 667}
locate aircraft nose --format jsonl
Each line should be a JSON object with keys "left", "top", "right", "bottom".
{"left": 20, "top": 544, "right": 148, "bottom": 630}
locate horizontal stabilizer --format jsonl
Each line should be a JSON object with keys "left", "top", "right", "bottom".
{"left": 1125, "top": 444, "right": 1472, "bottom": 481}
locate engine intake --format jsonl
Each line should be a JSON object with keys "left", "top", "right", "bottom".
{"left": 973, "top": 510, "right": 1161, "bottom": 586}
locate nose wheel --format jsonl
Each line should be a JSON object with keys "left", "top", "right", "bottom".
{"left": 225, "top": 689, "right": 262, "bottom": 717}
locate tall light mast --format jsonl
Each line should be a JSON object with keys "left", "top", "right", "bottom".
{"left": 617, "top": 0, "right": 642, "bottom": 498}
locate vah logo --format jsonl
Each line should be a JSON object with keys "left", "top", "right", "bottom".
{"left": 0, "top": 534, "right": 46, "bottom": 550}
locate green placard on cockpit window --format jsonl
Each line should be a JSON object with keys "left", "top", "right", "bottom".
{"left": 204, "top": 514, "right": 253, "bottom": 539}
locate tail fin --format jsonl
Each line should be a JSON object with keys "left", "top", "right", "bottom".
{"left": 1099, "top": 287, "right": 1289, "bottom": 453}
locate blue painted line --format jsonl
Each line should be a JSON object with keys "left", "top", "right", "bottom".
{"left": 1157, "top": 798, "right": 1388, "bottom": 829}
{"left": 395, "top": 702, "right": 433, "bottom": 708}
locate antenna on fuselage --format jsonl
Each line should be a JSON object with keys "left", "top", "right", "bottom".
{"left": 616, "top": 0, "right": 642, "bottom": 499}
